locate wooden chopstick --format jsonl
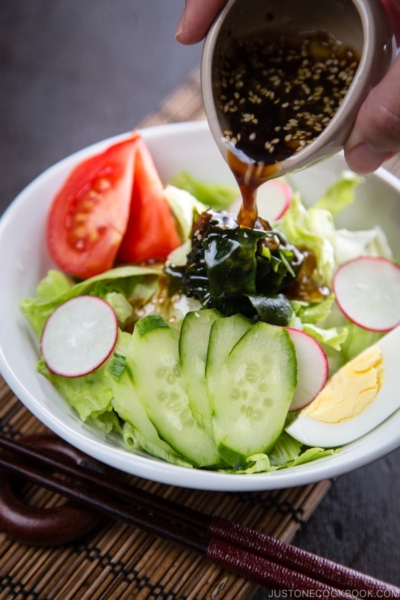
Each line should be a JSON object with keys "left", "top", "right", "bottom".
{"left": 0, "top": 435, "right": 399, "bottom": 597}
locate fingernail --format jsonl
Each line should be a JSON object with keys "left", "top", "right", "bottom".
{"left": 175, "top": 12, "right": 186, "bottom": 39}
{"left": 345, "top": 143, "right": 392, "bottom": 174}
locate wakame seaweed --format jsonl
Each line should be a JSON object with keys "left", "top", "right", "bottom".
{"left": 166, "top": 210, "right": 304, "bottom": 325}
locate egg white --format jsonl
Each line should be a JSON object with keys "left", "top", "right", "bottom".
{"left": 285, "top": 326, "right": 400, "bottom": 447}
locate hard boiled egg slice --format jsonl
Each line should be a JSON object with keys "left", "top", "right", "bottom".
{"left": 285, "top": 326, "right": 400, "bottom": 447}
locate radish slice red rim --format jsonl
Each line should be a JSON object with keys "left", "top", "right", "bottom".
{"left": 41, "top": 296, "right": 118, "bottom": 378}
{"left": 333, "top": 257, "right": 400, "bottom": 332}
{"left": 286, "top": 328, "right": 329, "bottom": 412}
{"left": 257, "top": 180, "right": 293, "bottom": 221}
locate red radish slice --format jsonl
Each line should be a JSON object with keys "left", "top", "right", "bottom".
{"left": 229, "top": 180, "right": 292, "bottom": 222}
{"left": 287, "top": 328, "right": 329, "bottom": 412}
{"left": 333, "top": 257, "right": 400, "bottom": 332}
{"left": 41, "top": 296, "right": 118, "bottom": 378}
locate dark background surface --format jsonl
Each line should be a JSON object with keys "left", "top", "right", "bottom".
{"left": 1, "top": 2, "right": 399, "bottom": 596}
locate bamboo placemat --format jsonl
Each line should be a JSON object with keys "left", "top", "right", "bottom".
{"left": 0, "top": 67, "right": 357, "bottom": 600}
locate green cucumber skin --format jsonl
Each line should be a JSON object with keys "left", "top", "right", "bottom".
{"left": 129, "top": 316, "right": 221, "bottom": 468}
{"left": 210, "top": 321, "right": 297, "bottom": 468}
{"left": 179, "top": 309, "right": 222, "bottom": 436}
{"left": 108, "top": 332, "right": 185, "bottom": 463}
{"left": 217, "top": 442, "right": 248, "bottom": 470}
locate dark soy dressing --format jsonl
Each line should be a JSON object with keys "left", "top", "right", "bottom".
{"left": 215, "top": 29, "right": 360, "bottom": 228}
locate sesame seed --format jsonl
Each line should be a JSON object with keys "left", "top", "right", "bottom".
{"left": 215, "top": 30, "right": 359, "bottom": 166}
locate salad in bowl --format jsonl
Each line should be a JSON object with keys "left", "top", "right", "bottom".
{"left": 1, "top": 121, "right": 400, "bottom": 491}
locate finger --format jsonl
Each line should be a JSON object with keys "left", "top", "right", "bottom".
{"left": 344, "top": 54, "right": 400, "bottom": 173}
{"left": 381, "top": 0, "right": 400, "bottom": 41}
{"left": 175, "top": 0, "right": 227, "bottom": 45}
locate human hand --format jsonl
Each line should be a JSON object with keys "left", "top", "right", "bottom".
{"left": 344, "top": 0, "right": 400, "bottom": 173}
{"left": 175, "top": 0, "right": 226, "bottom": 45}
{"left": 175, "top": 0, "right": 400, "bottom": 174}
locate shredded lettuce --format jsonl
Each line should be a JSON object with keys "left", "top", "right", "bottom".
{"left": 282, "top": 447, "right": 338, "bottom": 468}
{"left": 334, "top": 227, "right": 393, "bottom": 265}
{"left": 230, "top": 454, "right": 273, "bottom": 474}
{"left": 278, "top": 171, "right": 365, "bottom": 284}
{"left": 36, "top": 269, "right": 74, "bottom": 301}
{"left": 104, "top": 292, "right": 134, "bottom": 328}
{"left": 168, "top": 171, "right": 239, "bottom": 211}
{"left": 302, "top": 323, "right": 348, "bottom": 352}
{"left": 107, "top": 352, "right": 128, "bottom": 382}
{"left": 278, "top": 193, "right": 336, "bottom": 284}
{"left": 313, "top": 170, "right": 363, "bottom": 216}
{"left": 269, "top": 432, "right": 303, "bottom": 466}
{"left": 21, "top": 265, "right": 160, "bottom": 336}
{"left": 163, "top": 185, "right": 207, "bottom": 242}
{"left": 167, "top": 240, "right": 191, "bottom": 266}
{"left": 289, "top": 297, "right": 348, "bottom": 352}
{"left": 37, "top": 357, "right": 119, "bottom": 434}
{"left": 290, "top": 296, "right": 334, "bottom": 325}
{"left": 219, "top": 431, "right": 337, "bottom": 474}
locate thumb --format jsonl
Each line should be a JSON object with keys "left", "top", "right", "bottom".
{"left": 344, "top": 54, "right": 400, "bottom": 173}
{"left": 175, "top": 0, "right": 227, "bottom": 45}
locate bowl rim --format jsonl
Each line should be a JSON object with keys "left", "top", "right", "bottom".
{"left": 1, "top": 120, "right": 400, "bottom": 492}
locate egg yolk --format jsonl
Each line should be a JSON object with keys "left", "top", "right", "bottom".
{"left": 304, "top": 345, "right": 384, "bottom": 424}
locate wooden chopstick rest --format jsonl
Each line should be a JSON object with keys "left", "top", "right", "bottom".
{"left": 0, "top": 433, "right": 104, "bottom": 546}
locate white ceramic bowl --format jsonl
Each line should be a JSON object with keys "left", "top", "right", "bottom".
{"left": 1, "top": 121, "right": 400, "bottom": 492}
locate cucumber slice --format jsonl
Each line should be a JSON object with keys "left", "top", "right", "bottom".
{"left": 108, "top": 332, "right": 187, "bottom": 465}
{"left": 206, "top": 313, "right": 253, "bottom": 405}
{"left": 122, "top": 423, "right": 193, "bottom": 468}
{"left": 129, "top": 315, "right": 221, "bottom": 467}
{"left": 179, "top": 309, "right": 222, "bottom": 436}
{"left": 210, "top": 321, "right": 297, "bottom": 468}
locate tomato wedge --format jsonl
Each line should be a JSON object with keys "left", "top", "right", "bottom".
{"left": 47, "top": 136, "right": 138, "bottom": 279}
{"left": 117, "top": 136, "right": 181, "bottom": 264}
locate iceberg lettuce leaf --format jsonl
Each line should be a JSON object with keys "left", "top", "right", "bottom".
{"left": 21, "top": 265, "right": 160, "bottom": 336}
{"left": 268, "top": 432, "right": 303, "bottom": 466}
{"left": 290, "top": 296, "right": 334, "bottom": 325}
{"left": 313, "top": 170, "right": 363, "bottom": 216}
{"left": 282, "top": 447, "right": 338, "bottom": 468}
{"left": 104, "top": 292, "right": 134, "bottom": 328}
{"left": 36, "top": 357, "right": 118, "bottom": 433}
{"left": 334, "top": 226, "right": 393, "bottom": 265}
{"left": 168, "top": 171, "right": 239, "bottom": 211}
{"left": 278, "top": 193, "right": 336, "bottom": 284}
{"left": 36, "top": 270, "right": 74, "bottom": 301}
{"left": 164, "top": 185, "right": 207, "bottom": 242}
{"left": 302, "top": 323, "right": 348, "bottom": 352}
